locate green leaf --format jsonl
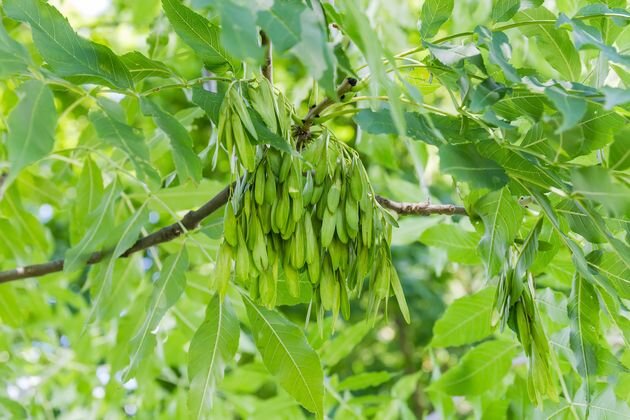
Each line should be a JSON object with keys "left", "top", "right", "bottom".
{"left": 90, "top": 99, "right": 159, "bottom": 185}
{"left": 4, "top": 0, "right": 133, "bottom": 89}
{"left": 64, "top": 178, "right": 119, "bottom": 273}
{"left": 568, "top": 276, "right": 599, "bottom": 400}
{"left": 609, "top": 128, "right": 630, "bottom": 170}
{"left": 0, "top": 20, "right": 30, "bottom": 77}
{"left": 244, "top": 297, "right": 324, "bottom": 416}
{"left": 572, "top": 166, "right": 630, "bottom": 217}
{"left": 557, "top": 14, "right": 630, "bottom": 67}
{"left": 420, "top": 224, "right": 482, "bottom": 264}
{"left": 216, "top": 0, "right": 263, "bottom": 63}
{"left": 475, "top": 27, "right": 520, "bottom": 83}
{"left": 601, "top": 86, "right": 630, "bottom": 110}
{"left": 544, "top": 86, "right": 587, "bottom": 133}
{"left": 319, "top": 320, "right": 371, "bottom": 367}
{"left": 192, "top": 86, "right": 224, "bottom": 125}
{"left": 430, "top": 340, "right": 519, "bottom": 395}
{"left": 257, "top": 1, "right": 305, "bottom": 52}
{"left": 425, "top": 42, "right": 480, "bottom": 66}
{"left": 6, "top": 80, "right": 57, "bottom": 181}
{"left": 513, "top": 7, "right": 581, "bottom": 81}
{"left": 188, "top": 295, "right": 239, "bottom": 419}
{"left": 474, "top": 188, "right": 523, "bottom": 276}
{"left": 71, "top": 157, "right": 104, "bottom": 245}
{"left": 419, "top": 0, "right": 454, "bottom": 39}
{"left": 162, "top": 0, "right": 236, "bottom": 74}
{"left": 354, "top": 109, "right": 470, "bottom": 146}
{"left": 338, "top": 371, "right": 392, "bottom": 391}
{"left": 140, "top": 98, "right": 203, "bottom": 183}
{"left": 120, "top": 51, "right": 173, "bottom": 82}
{"left": 556, "top": 200, "right": 605, "bottom": 244}
{"left": 514, "top": 218, "right": 542, "bottom": 279}
{"left": 431, "top": 287, "right": 496, "bottom": 347}
{"left": 125, "top": 247, "right": 189, "bottom": 380}
{"left": 491, "top": 0, "right": 520, "bottom": 23}
{"left": 439, "top": 143, "right": 508, "bottom": 190}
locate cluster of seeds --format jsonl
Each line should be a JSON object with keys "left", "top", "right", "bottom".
{"left": 212, "top": 77, "right": 409, "bottom": 323}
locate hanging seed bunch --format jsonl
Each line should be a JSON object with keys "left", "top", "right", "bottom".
{"left": 213, "top": 76, "right": 409, "bottom": 324}
{"left": 492, "top": 219, "right": 558, "bottom": 404}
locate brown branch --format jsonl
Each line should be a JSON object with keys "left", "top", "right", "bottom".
{"left": 376, "top": 196, "right": 467, "bottom": 216}
{"left": 260, "top": 31, "right": 273, "bottom": 83}
{"left": 0, "top": 184, "right": 234, "bottom": 284}
{"left": 0, "top": 79, "right": 467, "bottom": 285}
{"left": 295, "top": 77, "right": 357, "bottom": 149}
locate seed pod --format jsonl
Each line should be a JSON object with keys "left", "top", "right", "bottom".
{"left": 321, "top": 208, "right": 336, "bottom": 248}
{"left": 231, "top": 114, "right": 256, "bottom": 172}
{"left": 315, "top": 150, "right": 328, "bottom": 185}
{"left": 252, "top": 217, "right": 268, "bottom": 271}
{"left": 223, "top": 202, "right": 238, "bottom": 247}
{"left": 320, "top": 258, "right": 335, "bottom": 311}
{"left": 254, "top": 166, "right": 265, "bottom": 205}
{"left": 291, "top": 220, "right": 306, "bottom": 269}
{"left": 345, "top": 198, "right": 359, "bottom": 236}
{"left": 327, "top": 177, "right": 342, "bottom": 213}
{"left": 281, "top": 216, "right": 296, "bottom": 240}
{"left": 515, "top": 302, "right": 531, "bottom": 354}
{"left": 235, "top": 232, "right": 250, "bottom": 283}
{"left": 259, "top": 269, "right": 276, "bottom": 308}
{"left": 291, "top": 194, "right": 303, "bottom": 223}
{"left": 284, "top": 263, "right": 300, "bottom": 298}
{"left": 302, "top": 171, "right": 314, "bottom": 204}
{"left": 361, "top": 205, "right": 374, "bottom": 248}
{"left": 304, "top": 215, "right": 318, "bottom": 265}
{"left": 340, "top": 281, "right": 350, "bottom": 320}
{"left": 308, "top": 260, "right": 321, "bottom": 284}
{"left": 248, "top": 78, "right": 277, "bottom": 133}
{"left": 264, "top": 165, "right": 277, "bottom": 205}
{"left": 331, "top": 275, "right": 341, "bottom": 328}
{"left": 275, "top": 192, "right": 290, "bottom": 234}
{"left": 335, "top": 209, "right": 349, "bottom": 244}
{"left": 287, "top": 165, "right": 301, "bottom": 197}
{"left": 215, "top": 241, "right": 233, "bottom": 296}
{"left": 279, "top": 155, "right": 292, "bottom": 182}
{"left": 311, "top": 184, "right": 324, "bottom": 206}
{"left": 229, "top": 88, "right": 257, "bottom": 140}
{"left": 259, "top": 203, "right": 272, "bottom": 234}
{"left": 350, "top": 165, "right": 363, "bottom": 202}
{"left": 268, "top": 150, "right": 282, "bottom": 177}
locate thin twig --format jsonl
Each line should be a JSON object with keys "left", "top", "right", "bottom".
{"left": 376, "top": 196, "right": 467, "bottom": 216}
{"left": 0, "top": 184, "right": 233, "bottom": 284}
{"left": 261, "top": 31, "right": 273, "bottom": 83}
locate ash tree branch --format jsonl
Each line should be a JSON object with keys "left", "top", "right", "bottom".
{"left": 260, "top": 31, "right": 273, "bottom": 83}
{"left": 0, "top": 79, "right": 467, "bottom": 285}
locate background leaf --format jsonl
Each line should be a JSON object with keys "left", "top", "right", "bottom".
{"left": 6, "top": 80, "right": 56, "bottom": 181}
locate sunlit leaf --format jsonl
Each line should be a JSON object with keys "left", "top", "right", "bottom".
{"left": 430, "top": 340, "right": 519, "bottom": 395}
{"left": 5, "top": 0, "right": 134, "bottom": 88}
{"left": 420, "top": 224, "right": 482, "bottom": 264}
{"left": 431, "top": 287, "right": 496, "bottom": 347}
